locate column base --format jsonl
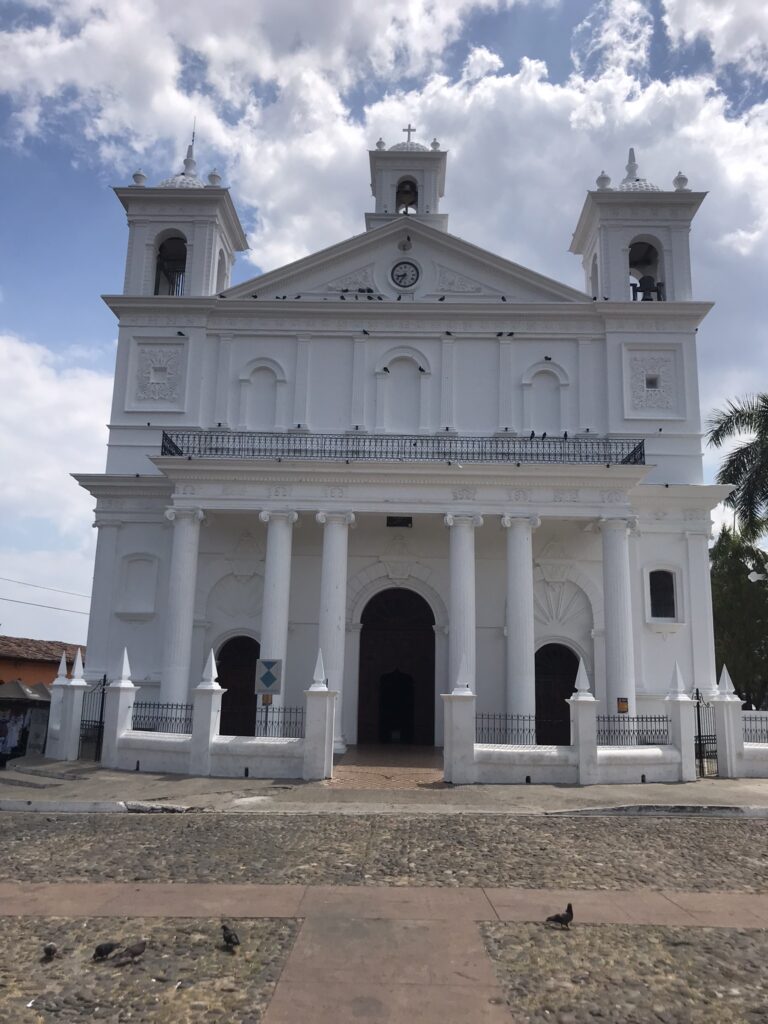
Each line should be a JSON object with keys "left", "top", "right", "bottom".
{"left": 333, "top": 738, "right": 348, "bottom": 755}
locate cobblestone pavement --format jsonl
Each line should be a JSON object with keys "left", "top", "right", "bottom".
{"left": 0, "top": 917, "right": 297, "bottom": 1023}
{"left": 2, "top": 813, "right": 767, "bottom": 891}
{"left": 482, "top": 922, "right": 768, "bottom": 1024}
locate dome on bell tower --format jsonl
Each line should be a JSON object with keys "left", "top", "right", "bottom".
{"left": 158, "top": 141, "right": 205, "bottom": 189}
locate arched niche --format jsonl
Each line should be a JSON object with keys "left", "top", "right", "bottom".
{"left": 374, "top": 346, "right": 431, "bottom": 433}
{"left": 153, "top": 229, "right": 187, "bottom": 296}
{"left": 115, "top": 554, "right": 159, "bottom": 619}
{"left": 521, "top": 361, "right": 569, "bottom": 435}
{"left": 236, "top": 356, "right": 289, "bottom": 430}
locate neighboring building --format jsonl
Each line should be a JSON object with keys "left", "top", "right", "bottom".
{"left": 75, "top": 135, "right": 727, "bottom": 752}
{"left": 0, "top": 636, "right": 84, "bottom": 687}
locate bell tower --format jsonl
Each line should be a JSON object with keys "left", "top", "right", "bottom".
{"left": 366, "top": 125, "right": 448, "bottom": 232}
{"left": 569, "top": 149, "right": 706, "bottom": 302}
{"left": 114, "top": 141, "right": 248, "bottom": 297}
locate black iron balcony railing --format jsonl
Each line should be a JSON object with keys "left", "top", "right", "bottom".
{"left": 160, "top": 430, "right": 645, "bottom": 466}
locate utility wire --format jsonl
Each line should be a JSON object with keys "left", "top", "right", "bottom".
{"left": 0, "top": 596, "right": 89, "bottom": 615}
{"left": 0, "top": 576, "right": 90, "bottom": 599}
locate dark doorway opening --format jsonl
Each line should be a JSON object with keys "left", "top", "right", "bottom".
{"left": 535, "top": 643, "right": 579, "bottom": 744}
{"left": 217, "top": 635, "right": 260, "bottom": 736}
{"left": 358, "top": 588, "right": 435, "bottom": 745}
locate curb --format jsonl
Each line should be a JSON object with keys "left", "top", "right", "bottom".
{"left": 549, "top": 804, "right": 768, "bottom": 818}
{"left": 0, "top": 799, "right": 194, "bottom": 814}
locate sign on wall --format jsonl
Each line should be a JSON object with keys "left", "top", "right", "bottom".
{"left": 255, "top": 659, "right": 282, "bottom": 696}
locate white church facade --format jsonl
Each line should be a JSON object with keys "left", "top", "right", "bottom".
{"left": 75, "top": 133, "right": 729, "bottom": 754}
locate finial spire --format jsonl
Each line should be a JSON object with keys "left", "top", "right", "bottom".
{"left": 183, "top": 121, "right": 197, "bottom": 177}
{"left": 622, "top": 147, "right": 639, "bottom": 184}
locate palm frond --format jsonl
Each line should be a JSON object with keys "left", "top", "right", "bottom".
{"left": 707, "top": 394, "right": 768, "bottom": 448}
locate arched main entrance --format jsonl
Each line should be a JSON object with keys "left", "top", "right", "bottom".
{"left": 535, "top": 643, "right": 579, "bottom": 745}
{"left": 358, "top": 588, "right": 435, "bottom": 745}
{"left": 217, "top": 635, "right": 260, "bottom": 736}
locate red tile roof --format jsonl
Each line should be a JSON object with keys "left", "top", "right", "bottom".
{"left": 0, "top": 636, "right": 85, "bottom": 664}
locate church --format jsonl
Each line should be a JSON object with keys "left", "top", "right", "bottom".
{"left": 75, "top": 129, "right": 727, "bottom": 754}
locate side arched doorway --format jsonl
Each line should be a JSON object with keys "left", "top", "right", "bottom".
{"left": 217, "top": 635, "right": 260, "bottom": 736}
{"left": 535, "top": 643, "right": 579, "bottom": 745}
{"left": 358, "top": 588, "right": 435, "bottom": 745}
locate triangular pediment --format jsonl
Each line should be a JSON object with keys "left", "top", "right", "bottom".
{"left": 225, "top": 218, "right": 589, "bottom": 304}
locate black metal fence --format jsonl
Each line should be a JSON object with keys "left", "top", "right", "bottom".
{"left": 596, "top": 714, "right": 670, "bottom": 746}
{"left": 743, "top": 715, "right": 768, "bottom": 744}
{"left": 253, "top": 706, "right": 305, "bottom": 739}
{"left": 131, "top": 701, "right": 193, "bottom": 734}
{"left": 693, "top": 689, "right": 718, "bottom": 777}
{"left": 475, "top": 713, "right": 571, "bottom": 746}
{"left": 161, "top": 430, "right": 645, "bottom": 467}
{"left": 78, "top": 676, "right": 108, "bottom": 761}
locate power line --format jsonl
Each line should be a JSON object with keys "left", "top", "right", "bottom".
{"left": 0, "top": 596, "right": 89, "bottom": 615}
{"left": 0, "top": 576, "right": 90, "bottom": 599}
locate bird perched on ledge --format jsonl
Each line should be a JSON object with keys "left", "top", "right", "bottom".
{"left": 546, "top": 903, "right": 573, "bottom": 929}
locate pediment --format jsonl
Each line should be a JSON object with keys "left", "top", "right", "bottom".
{"left": 225, "top": 219, "right": 589, "bottom": 305}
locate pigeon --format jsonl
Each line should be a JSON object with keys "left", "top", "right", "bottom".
{"left": 362, "top": 329, "right": 370, "bottom": 335}
{"left": 563, "top": 431, "right": 568, "bottom": 440}
{"left": 546, "top": 903, "right": 573, "bottom": 929}
{"left": 542, "top": 432, "right": 547, "bottom": 439}
{"left": 294, "top": 294, "right": 301, "bottom": 299}
{"left": 501, "top": 295, "right": 507, "bottom": 302}
{"left": 382, "top": 366, "right": 390, "bottom": 373}
{"left": 438, "top": 295, "right": 445, "bottom": 301}
{"left": 42, "top": 943, "right": 60, "bottom": 962}
{"left": 340, "top": 294, "right": 346, "bottom": 300}
{"left": 445, "top": 330, "right": 452, "bottom": 336}
{"left": 529, "top": 430, "right": 535, "bottom": 440}
{"left": 221, "top": 924, "right": 240, "bottom": 952}
{"left": 93, "top": 941, "right": 121, "bottom": 961}
{"left": 396, "top": 294, "right": 401, "bottom": 301}
{"left": 112, "top": 939, "right": 146, "bottom": 966}
{"left": 496, "top": 331, "right": 503, "bottom": 337}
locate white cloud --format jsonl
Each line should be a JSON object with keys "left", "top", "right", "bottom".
{"left": 663, "top": 0, "right": 768, "bottom": 76}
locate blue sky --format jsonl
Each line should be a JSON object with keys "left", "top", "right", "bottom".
{"left": 1, "top": 0, "right": 768, "bottom": 643}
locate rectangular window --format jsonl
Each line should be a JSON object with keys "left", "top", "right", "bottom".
{"left": 649, "top": 569, "right": 676, "bottom": 618}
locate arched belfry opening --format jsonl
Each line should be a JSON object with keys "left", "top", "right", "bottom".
{"left": 154, "top": 235, "right": 187, "bottom": 296}
{"left": 217, "top": 635, "right": 260, "bottom": 736}
{"left": 358, "top": 588, "right": 435, "bottom": 745}
{"left": 396, "top": 177, "right": 419, "bottom": 215}
{"left": 629, "top": 238, "right": 665, "bottom": 301}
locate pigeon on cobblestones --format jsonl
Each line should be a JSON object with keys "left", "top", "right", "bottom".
{"left": 41, "top": 943, "right": 60, "bottom": 962}
{"left": 221, "top": 924, "right": 240, "bottom": 952}
{"left": 112, "top": 939, "right": 147, "bottom": 966}
{"left": 93, "top": 942, "right": 121, "bottom": 961}
{"left": 546, "top": 903, "right": 573, "bottom": 929}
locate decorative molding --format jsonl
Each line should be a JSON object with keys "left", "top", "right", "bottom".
{"left": 135, "top": 343, "right": 185, "bottom": 402}
{"left": 435, "top": 265, "right": 484, "bottom": 293}
{"left": 323, "top": 265, "right": 377, "bottom": 292}
{"left": 629, "top": 351, "right": 676, "bottom": 411}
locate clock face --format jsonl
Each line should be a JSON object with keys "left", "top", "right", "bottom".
{"left": 391, "top": 261, "right": 420, "bottom": 288}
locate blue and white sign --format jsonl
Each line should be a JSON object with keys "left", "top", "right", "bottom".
{"left": 255, "top": 659, "right": 282, "bottom": 695}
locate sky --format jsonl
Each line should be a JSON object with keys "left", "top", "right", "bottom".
{"left": 1, "top": 0, "right": 767, "bottom": 645}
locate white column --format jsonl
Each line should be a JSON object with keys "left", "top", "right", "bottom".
{"left": 686, "top": 530, "right": 718, "bottom": 697}
{"left": 316, "top": 511, "right": 355, "bottom": 751}
{"left": 444, "top": 514, "right": 483, "bottom": 691}
{"left": 259, "top": 510, "right": 298, "bottom": 707}
{"left": 600, "top": 517, "right": 637, "bottom": 715}
{"left": 160, "top": 508, "right": 205, "bottom": 704}
{"left": 501, "top": 515, "right": 540, "bottom": 716}
{"left": 84, "top": 518, "right": 121, "bottom": 682}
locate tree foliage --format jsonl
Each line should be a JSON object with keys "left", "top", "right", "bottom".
{"left": 710, "top": 526, "right": 768, "bottom": 709}
{"left": 707, "top": 394, "right": 768, "bottom": 539}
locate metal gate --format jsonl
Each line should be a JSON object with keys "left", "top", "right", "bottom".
{"left": 79, "top": 676, "right": 108, "bottom": 761}
{"left": 693, "top": 688, "right": 718, "bottom": 778}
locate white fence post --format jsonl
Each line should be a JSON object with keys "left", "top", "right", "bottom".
{"left": 441, "top": 691, "right": 476, "bottom": 784}
{"left": 44, "top": 652, "right": 69, "bottom": 760}
{"left": 711, "top": 665, "right": 744, "bottom": 779}
{"left": 190, "top": 650, "right": 224, "bottom": 777}
{"left": 665, "top": 661, "right": 696, "bottom": 782}
{"left": 102, "top": 649, "right": 138, "bottom": 769}
{"left": 568, "top": 659, "right": 598, "bottom": 785}
{"left": 55, "top": 649, "right": 89, "bottom": 762}
{"left": 303, "top": 649, "right": 337, "bottom": 781}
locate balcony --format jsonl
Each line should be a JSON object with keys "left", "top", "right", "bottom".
{"left": 160, "top": 431, "right": 645, "bottom": 466}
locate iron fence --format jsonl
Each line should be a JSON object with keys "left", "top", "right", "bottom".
{"left": 253, "top": 705, "right": 305, "bottom": 739}
{"left": 475, "top": 712, "right": 571, "bottom": 746}
{"left": 131, "top": 701, "right": 193, "bottom": 734}
{"left": 596, "top": 714, "right": 670, "bottom": 746}
{"left": 161, "top": 430, "right": 645, "bottom": 467}
{"left": 693, "top": 689, "right": 718, "bottom": 777}
{"left": 78, "top": 676, "right": 108, "bottom": 761}
{"left": 743, "top": 715, "right": 768, "bottom": 744}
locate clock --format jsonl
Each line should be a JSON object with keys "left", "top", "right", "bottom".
{"left": 391, "top": 261, "right": 420, "bottom": 288}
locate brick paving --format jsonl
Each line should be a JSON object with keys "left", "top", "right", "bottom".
{"left": 328, "top": 745, "right": 446, "bottom": 789}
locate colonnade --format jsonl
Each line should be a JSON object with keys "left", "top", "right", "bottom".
{"left": 156, "top": 508, "right": 639, "bottom": 743}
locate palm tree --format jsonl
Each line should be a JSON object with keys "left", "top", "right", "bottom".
{"left": 707, "top": 394, "right": 768, "bottom": 539}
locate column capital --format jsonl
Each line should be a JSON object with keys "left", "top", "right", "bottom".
{"left": 501, "top": 514, "right": 541, "bottom": 530}
{"left": 444, "top": 513, "right": 483, "bottom": 528}
{"left": 259, "top": 510, "right": 298, "bottom": 525}
{"left": 165, "top": 507, "right": 205, "bottom": 524}
{"left": 316, "top": 511, "right": 355, "bottom": 526}
{"left": 598, "top": 515, "right": 638, "bottom": 533}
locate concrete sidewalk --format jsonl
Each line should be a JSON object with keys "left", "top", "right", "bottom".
{"left": 2, "top": 755, "right": 768, "bottom": 814}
